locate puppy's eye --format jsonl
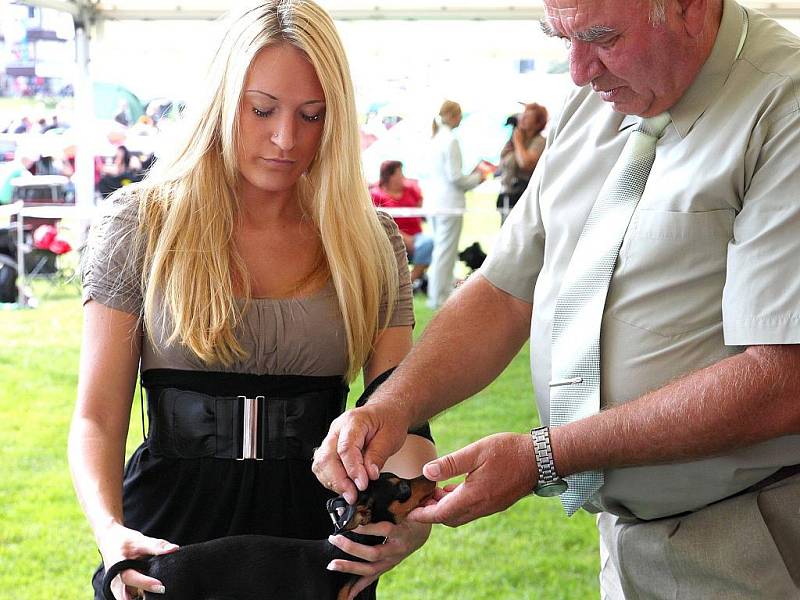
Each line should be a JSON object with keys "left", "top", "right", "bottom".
{"left": 396, "top": 481, "right": 412, "bottom": 502}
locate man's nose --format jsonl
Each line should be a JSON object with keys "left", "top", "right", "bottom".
{"left": 271, "top": 116, "right": 296, "bottom": 151}
{"left": 569, "top": 40, "right": 604, "bottom": 87}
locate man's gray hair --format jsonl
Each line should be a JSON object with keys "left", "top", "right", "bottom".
{"left": 650, "top": 0, "right": 667, "bottom": 24}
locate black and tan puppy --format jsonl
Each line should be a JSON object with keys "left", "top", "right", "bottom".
{"left": 102, "top": 473, "right": 435, "bottom": 600}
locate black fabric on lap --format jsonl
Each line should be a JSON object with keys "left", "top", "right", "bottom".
{"left": 91, "top": 369, "right": 379, "bottom": 600}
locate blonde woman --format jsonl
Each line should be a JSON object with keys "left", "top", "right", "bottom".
{"left": 68, "top": 2, "right": 436, "bottom": 599}
{"left": 426, "top": 100, "right": 485, "bottom": 309}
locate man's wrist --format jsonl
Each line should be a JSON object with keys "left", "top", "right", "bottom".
{"left": 369, "top": 388, "right": 418, "bottom": 429}
{"left": 530, "top": 426, "right": 568, "bottom": 497}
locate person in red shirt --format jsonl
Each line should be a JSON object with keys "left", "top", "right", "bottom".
{"left": 370, "top": 161, "right": 433, "bottom": 291}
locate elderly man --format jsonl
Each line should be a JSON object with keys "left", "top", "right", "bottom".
{"left": 314, "top": 0, "right": 800, "bottom": 597}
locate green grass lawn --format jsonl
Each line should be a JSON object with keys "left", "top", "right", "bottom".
{"left": 0, "top": 199, "right": 599, "bottom": 599}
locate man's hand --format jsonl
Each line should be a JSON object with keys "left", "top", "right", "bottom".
{"left": 312, "top": 401, "right": 411, "bottom": 504}
{"left": 408, "top": 433, "right": 537, "bottom": 527}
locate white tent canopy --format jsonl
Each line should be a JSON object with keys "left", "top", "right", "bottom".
{"left": 16, "top": 0, "right": 800, "bottom": 213}
{"left": 6, "top": 0, "right": 799, "bottom": 307}
{"left": 24, "top": 0, "right": 800, "bottom": 20}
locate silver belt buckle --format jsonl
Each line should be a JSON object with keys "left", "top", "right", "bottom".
{"left": 237, "top": 395, "right": 265, "bottom": 460}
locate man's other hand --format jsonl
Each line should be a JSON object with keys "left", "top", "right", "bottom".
{"left": 409, "top": 433, "right": 537, "bottom": 527}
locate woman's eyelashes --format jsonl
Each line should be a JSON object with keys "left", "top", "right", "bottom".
{"left": 252, "top": 106, "right": 275, "bottom": 119}
{"left": 251, "top": 105, "right": 324, "bottom": 122}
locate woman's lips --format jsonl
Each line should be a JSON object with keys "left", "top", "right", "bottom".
{"left": 261, "top": 157, "right": 296, "bottom": 169}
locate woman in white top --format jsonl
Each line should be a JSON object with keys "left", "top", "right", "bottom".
{"left": 426, "top": 100, "right": 484, "bottom": 309}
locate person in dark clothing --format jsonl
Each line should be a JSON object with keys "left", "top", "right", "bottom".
{"left": 496, "top": 103, "right": 548, "bottom": 223}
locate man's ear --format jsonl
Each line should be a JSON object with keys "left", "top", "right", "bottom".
{"left": 676, "top": 0, "right": 711, "bottom": 38}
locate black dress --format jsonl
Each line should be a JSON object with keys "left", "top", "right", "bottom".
{"left": 91, "top": 368, "right": 433, "bottom": 599}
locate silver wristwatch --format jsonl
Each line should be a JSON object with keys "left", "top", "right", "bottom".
{"left": 530, "top": 426, "right": 568, "bottom": 497}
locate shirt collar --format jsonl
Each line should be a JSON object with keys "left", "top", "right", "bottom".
{"left": 668, "top": 0, "right": 747, "bottom": 137}
{"left": 618, "top": 0, "right": 747, "bottom": 136}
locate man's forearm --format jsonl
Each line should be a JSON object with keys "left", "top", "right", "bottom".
{"left": 372, "top": 274, "right": 532, "bottom": 427}
{"left": 551, "top": 345, "right": 800, "bottom": 477}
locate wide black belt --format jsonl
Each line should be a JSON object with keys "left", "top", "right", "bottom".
{"left": 141, "top": 369, "right": 348, "bottom": 461}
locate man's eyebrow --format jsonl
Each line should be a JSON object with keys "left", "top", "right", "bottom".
{"left": 539, "top": 20, "right": 617, "bottom": 43}
{"left": 575, "top": 25, "right": 617, "bottom": 42}
{"left": 244, "top": 90, "right": 325, "bottom": 105}
{"left": 539, "top": 19, "right": 558, "bottom": 37}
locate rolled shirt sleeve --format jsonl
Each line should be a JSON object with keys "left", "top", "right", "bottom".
{"left": 478, "top": 165, "right": 545, "bottom": 304}
{"left": 723, "top": 107, "right": 800, "bottom": 344}
{"left": 80, "top": 190, "right": 144, "bottom": 315}
{"left": 377, "top": 211, "right": 415, "bottom": 328}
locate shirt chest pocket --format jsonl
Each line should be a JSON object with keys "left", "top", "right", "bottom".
{"left": 608, "top": 208, "right": 735, "bottom": 338}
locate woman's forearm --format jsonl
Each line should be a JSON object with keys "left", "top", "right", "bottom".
{"left": 72, "top": 301, "right": 142, "bottom": 542}
{"left": 68, "top": 411, "right": 130, "bottom": 541}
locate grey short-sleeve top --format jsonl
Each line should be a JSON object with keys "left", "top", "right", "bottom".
{"left": 81, "top": 191, "right": 414, "bottom": 377}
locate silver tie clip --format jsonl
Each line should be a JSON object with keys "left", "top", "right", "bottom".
{"left": 549, "top": 377, "right": 583, "bottom": 388}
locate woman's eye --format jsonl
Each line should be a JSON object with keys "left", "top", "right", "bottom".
{"left": 302, "top": 112, "right": 323, "bottom": 123}
{"left": 252, "top": 106, "right": 275, "bottom": 119}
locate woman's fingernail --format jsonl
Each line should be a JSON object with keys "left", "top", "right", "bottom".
{"left": 355, "top": 476, "right": 365, "bottom": 490}
{"left": 328, "top": 535, "right": 337, "bottom": 544}
{"left": 369, "top": 464, "right": 380, "bottom": 479}
{"left": 152, "top": 585, "right": 166, "bottom": 594}
{"left": 326, "top": 562, "right": 338, "bottom": 571}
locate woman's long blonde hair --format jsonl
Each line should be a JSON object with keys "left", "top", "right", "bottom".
{"left": 132, "top": 0, "right": 398, "bottom": 381}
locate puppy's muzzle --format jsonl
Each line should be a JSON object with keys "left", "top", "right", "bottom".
{"left": 326, "top": 496, "right": 359, "bottom": 534}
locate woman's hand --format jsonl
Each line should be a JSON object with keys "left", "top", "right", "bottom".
{"left": 99, "top": 523, "right": 179, "bottom": 599}
{"left": 512, "top": 125, "right": 525, "bottom": 146}
{"left": 326, "top": 518, "right": 432, "bottom": 600}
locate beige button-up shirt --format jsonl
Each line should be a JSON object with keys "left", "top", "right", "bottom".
{"left": 480, "top": 0, "right": 800, "bottom": 520}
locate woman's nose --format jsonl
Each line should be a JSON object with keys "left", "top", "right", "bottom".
{"left": 270, "top": 117, "right": 296, "bottom": 151}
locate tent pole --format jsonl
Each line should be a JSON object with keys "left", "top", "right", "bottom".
{"left": 15, "top": 202, "right": 26, "bottom": 307}
{"left": 73, "top": 9, "right": 96, "bottom": 248}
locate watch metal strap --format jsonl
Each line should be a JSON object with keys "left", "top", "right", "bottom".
{"left": 531, "top": 426, "right": 560, "bottom": 485}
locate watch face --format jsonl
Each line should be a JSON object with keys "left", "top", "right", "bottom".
{"left": 535, "top": 480, "right": 568, "bottom": 497}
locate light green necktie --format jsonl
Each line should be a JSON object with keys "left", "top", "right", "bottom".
{"left": 550, "top": 113, "right": 671, "bottom": 516}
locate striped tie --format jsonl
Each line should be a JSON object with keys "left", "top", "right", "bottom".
{"left": 550, "top": 113, "right": 671, "bottom": 516}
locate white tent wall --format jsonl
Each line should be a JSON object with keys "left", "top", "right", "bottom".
{"left": 17, "top": 1, "right": 800, "bottom": 20}
{"left": 10, "top": 0, "right": 800, "bottom": 205}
